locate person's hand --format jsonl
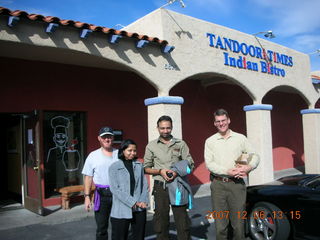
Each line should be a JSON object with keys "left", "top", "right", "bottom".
{"left": 136, "top": 202, "right": 148, "bottom": 208}
{"left": 227, "top": 167, "right": 243, "bottom": 178}
{"left": 228, "top": 165, "right": 252, "bottom": 178}
{"left": 160, "top": 169, "right": 176, "bottom": 182}
{"left": 227, "top": 168, "right": 239, "bottom": 177}
{"left": 236, "top": 164, "right": 252, "bottom": 177}
{"left": 84, "top": 196, "right": 92, "bottom": 212}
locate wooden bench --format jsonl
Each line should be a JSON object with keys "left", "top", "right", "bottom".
{"left": 56, "top": 185, "right": 95, "bottom": 210}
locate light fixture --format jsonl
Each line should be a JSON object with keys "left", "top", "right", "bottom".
{"left": 160, "top": 0, "right": 186, "bottom": 9}
{"left": 308, "top": 49, "right": 320, "bottom": 55}
{"left": 252, "top": 30, "right": 275, "bottom": 66}
{"left": 114, "top": 24, "right": 126, "bottom": 30}
{"left": 253, "top": 30, "right": 275, "bottom": 39}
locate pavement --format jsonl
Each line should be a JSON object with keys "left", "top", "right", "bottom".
{"left": 0, "top": 168, "right": 303, "bottom": 240}
{"left": 0, "top": 186, "right": 215, "bottom": 240}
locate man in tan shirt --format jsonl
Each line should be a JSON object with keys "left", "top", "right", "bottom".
{"left": 204, "top": 109, "right": 259, "bottom": 240}
{"left": 144, "top": 115, "right": 194, "bottom": 240}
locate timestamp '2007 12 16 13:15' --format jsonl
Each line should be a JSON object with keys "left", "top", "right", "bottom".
{"left": 206, "top": 210, "right": 301, "bottom": 220}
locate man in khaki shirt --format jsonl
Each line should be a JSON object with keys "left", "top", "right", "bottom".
{"left": 204, "top": 109, "right": 259, "bottom": 240}
{"left": 144, "top": 115, "right": 194, "bottom": 240}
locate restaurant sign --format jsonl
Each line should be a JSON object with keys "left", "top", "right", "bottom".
{"left": 206, "top": 33, "right": 293, "bottom": 77}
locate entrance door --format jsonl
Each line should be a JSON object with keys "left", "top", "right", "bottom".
{"left": 22, "top": 111, "right": 43, "bottom": 215}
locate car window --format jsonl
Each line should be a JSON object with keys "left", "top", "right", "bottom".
{"left": 305, "top": 177, "right": 320, "bottom": 190}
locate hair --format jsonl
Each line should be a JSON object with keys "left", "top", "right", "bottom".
{"left": 157, "top": 115, "right": 173, "bottom": 127}
{"left": 118, "top": 139, "right": 137, "bottom": 161}
{"left": 214, "top": 109, "right": 229, "bottom": 119}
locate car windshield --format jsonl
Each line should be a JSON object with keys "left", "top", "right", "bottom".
{"left": 277, "top": 175, "right": 310, "bottom": 185}
{"left": 304, "top": 176, "right": 320, "bottom": 190}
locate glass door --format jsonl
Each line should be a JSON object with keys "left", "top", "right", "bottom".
{"left": 43, "top": 111, "right": 86, "bottom": 199}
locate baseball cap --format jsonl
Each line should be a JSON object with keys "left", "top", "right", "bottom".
{"left": 99, "top": 126, "right": 114, "bottom": 136}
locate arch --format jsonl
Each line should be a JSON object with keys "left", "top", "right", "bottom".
{"left": 169, "top": 72, "right": 256, "bottom": 102}
{"left": 262, "top": 85, "right": 308, "bottom": 172}
{"left": 262, "top": 85, "right": 310, "bottom": 106}
{"left": 0, "top": 39, "right": 161, "bottom": 94}
{"left": 170, "top": 74, "right": 253, "bottom": 185}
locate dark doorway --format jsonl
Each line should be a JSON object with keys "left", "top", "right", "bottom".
{"left": 0, "top": 114, "right": 23, "bottom": 210}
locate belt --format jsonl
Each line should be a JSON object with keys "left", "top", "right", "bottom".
{"left": 213, "top": 176, "right": 236, "bottom": 182}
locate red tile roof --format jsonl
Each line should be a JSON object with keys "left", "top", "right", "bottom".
{"left": 312, "top": 75, "right": 320, "bottom": 80}
{"left": 0, "top": 6, "right": 169, "bottom": 45}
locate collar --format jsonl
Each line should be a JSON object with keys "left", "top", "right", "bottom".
{"left": 157, "top": 136, "right": 180, "bottom": 145}
{"left": 117, "top": 159, "right": 140, "bottom": 169}
{"left": 216, "top": 129, "right": 235, "bottom": 140}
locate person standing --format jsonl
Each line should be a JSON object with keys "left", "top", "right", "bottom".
{"left": 82, "top": 127, "right": 118, "bottom": 240}
{"left": 204, "top": 109, "right": 260, "bottom": 240}
{"left": 144, "top": 115, "right": 194, "bottom": 240}
{"left": 109, "top": 139, "right": 149, "bottom": 240}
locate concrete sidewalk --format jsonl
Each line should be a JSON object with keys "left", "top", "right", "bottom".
{"left": 0, "top": 182, "right": 212, "bottom": 230}
{"left": 0, "top": 168, "right": 302, "bottom": 239}
{"left": 0, "top": 195, "right": 214, "bottom": 240}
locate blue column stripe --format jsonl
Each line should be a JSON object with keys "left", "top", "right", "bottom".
{"left": 300, "top": 109, "right": 320, "bottom": 115}
{"left": 243, "top": 104, "right": 273, "bottom": 111}
{"left": 144, "top": 96, "right": 184, "bottom": 106}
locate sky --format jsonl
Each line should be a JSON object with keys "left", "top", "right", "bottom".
{"left": 1, "top": 0, "right": 319, "bottom": 71}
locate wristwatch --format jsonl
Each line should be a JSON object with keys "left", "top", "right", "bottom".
{"left": 84, "top": 193, "right": 90, "bottom": 197}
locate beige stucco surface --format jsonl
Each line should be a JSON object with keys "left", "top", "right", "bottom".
{"left": 1, "top": 8, "right": 320, "bottom": 182}
{"left": 1, "top": 9, "right": 319, "bottom": 104}
{"left": 125, "top": 9, "right": 319, "bottom": 106}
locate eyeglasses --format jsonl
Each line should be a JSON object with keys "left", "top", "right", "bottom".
{"left": 101, "top": 135, "right": 113, "bottom": 139}
{"left": 214, "top": 119, "right": 227, "bottom": 124}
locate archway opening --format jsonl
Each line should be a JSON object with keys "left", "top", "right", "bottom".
{"left": 0, "top": 56, "right": 157, "bottom": 206}
{"left": 262, "top": 86, "right": 308, "bottom": 171}
{"left": 316, "top": 98, "right": 320, "bottom": 108}
{"left": 171, "top": 75, "right": 253, "bottom": 185}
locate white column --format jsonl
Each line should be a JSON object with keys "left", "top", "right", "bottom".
{"left": 243, "top": 104, "right": 274, "bottom": 185}
{"left": 301, "top": 109, "right": 320, "bottom": 174}
{"left": 144, "top": 96, "right": 184, "bottom": 140}
{"left": 144, "top": 96, "right": 184, "bottom": 211}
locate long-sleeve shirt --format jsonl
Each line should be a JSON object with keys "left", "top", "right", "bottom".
{"left": 143, "top": 137, "right": 194, "bottom": 182}
{"left": 204, "top": 130, "right": 260, "bottom": 175}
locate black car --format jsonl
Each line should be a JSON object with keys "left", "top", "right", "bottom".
{"left": 246, "top": 174, "right": 320, "bottom": 240}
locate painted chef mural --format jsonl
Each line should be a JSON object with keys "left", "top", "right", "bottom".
{"left": 45, "top": 116, "right": 82, "bottom": 195}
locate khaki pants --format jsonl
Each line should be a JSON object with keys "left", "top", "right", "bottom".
{"left": 210, "top": 179, "right": 246, "bottom": 240}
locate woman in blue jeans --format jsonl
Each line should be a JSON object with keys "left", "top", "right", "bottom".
{"left": 109, "top": 139, "right": 149, "bottom": 240}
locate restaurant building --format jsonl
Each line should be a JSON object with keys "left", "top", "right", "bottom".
{"left": 0, "top": 6, "right": 319, "bottom": 214}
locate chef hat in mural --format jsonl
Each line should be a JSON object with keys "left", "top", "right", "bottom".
{"left": 51, "top": 116, "right": 70, "bottom": 135}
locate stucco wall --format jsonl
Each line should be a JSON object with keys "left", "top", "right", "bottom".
{"left": 0, "top": 57, "right": 156, "bottom": 155}
{"left": 126, "top": 9, "right": 319, "bottom": 106}
{"left": 1, "top": 9, "right": 319, "bottom": 103}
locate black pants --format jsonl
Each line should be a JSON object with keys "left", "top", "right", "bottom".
{"left": 153, "top": 183, "right": 191, "bottom": 240}
{"left": 111, "top": 210, "right": 146, "bottom": 240}
{"left": 94, "top": 189, "right": 113, "bottom": 240}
